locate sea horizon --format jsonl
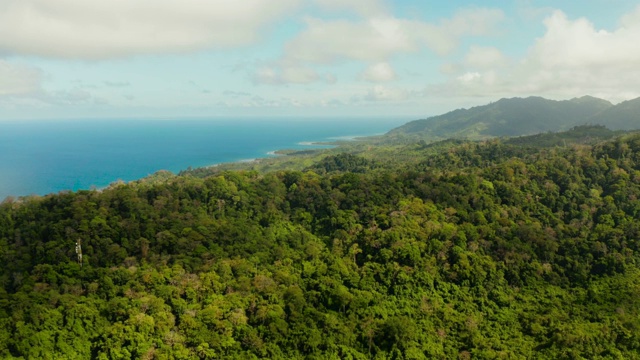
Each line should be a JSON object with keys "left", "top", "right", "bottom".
{"left": 0, "top": 117, "right": 411, "bottom": 200}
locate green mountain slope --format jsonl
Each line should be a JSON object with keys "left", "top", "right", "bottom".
{"left": 504, "top": 124, "right": 625, "bottom": 147}
{"left": 588, "top": 97, "right": 640, "bottom": 130}
{"left": 388, "top": 96, "right": 615, "bottom": 140}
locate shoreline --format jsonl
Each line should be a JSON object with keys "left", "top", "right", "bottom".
{"left": 198, "top": 134, "right": 364, "bottom": 170}
{"left": 2, "top": 130, "right": 382, "bottom": 200}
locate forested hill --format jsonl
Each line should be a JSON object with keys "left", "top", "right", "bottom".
{"left": 1, "top": 131, "right": 640, "bottom": 358}
{"left": 589, "top": 97, "right": 640, "bottom": 130}
{"left": 387, "top": 95, "right": 640, "bottom": 140}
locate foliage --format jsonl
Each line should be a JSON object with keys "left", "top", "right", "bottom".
{"left": 1, "top": 131, "right": 640, "bottom": 358}
{"left": 504, "top": 125, "right": 624, "bottom": 148}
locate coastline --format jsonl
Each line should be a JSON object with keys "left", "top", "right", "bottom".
{"left": 193, "top": 144, "right": 337, "bottom": 171}
{"left": 176, "top": 132, "right": 377, "bottom": 179}
{"left": 1, "top": 120, "right": 397, "bottom": 200}
{"left": 198, "top": 136, "right": 354, "bottom": 170}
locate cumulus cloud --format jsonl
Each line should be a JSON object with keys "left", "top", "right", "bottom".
{"left": 360, "top": 62, "right": 396, "bottom": 82}
{"left": 464, "top": 46, "right": 507, "bottom": 69}
{"left": 0, "top": 59, "right": 112, "bottom": 110}
{"left": 531, "top": 10, "right": 640, "bottom": 69}
{"left": 252, "top": 7, "right": 503, "bottom": 85}
{"left": 47, "top": 88, "right": 106, "bottom": 105}
{"left": 221, "top": 94, "right": 306, "bottom": 108}
{"left": 431, "top": 6, "right": 640, "bottom": 102}
{"left": 457, "top": 72, "right": 482, "bottom": 82}
{"left": 440, "top": 7, "right": 507, "bottom": 37}
{"left": 0, "top": 60, "right": 43, "bottom": 96}
{"left": 253, "top": 65, "right": 320, "bottom": 85}
{"left": 285, "top": 8, "right": 504, "bottom": 64}
{"left": 361, "top": 85, "right": 415, "bottom": 102}
{"left": 313, "top": 0, "right": 387, "bottom": 17}
{"left": 0, "top": 0, "right": 300, "bottom": 59}
{"left": 252, "top": 62, "right": 338, "bottom": 85}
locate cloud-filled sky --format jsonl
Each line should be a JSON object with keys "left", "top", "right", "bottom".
{"left": 1, "top": 0, "right": 639, "bottom": 120}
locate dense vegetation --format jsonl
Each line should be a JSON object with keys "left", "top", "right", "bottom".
{"left": 503, "top": 125, "right": 626, "bottom": 148}
{"left": 389, "top": 95, "right": 640, "bottom": 140}
{"left": 1, "top": 128, "right": 640, "bottom": 359}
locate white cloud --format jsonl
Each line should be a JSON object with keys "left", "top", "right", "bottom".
{"left": 280, "top": 66, "right": 321, "bottom": 84}
{"left": 253, "top": 65, "right": 322, "bottom": 85}
{"left": 47, "top": 88, "right": 106, "bottom": 106}
{"left": 464, "top": 46, "right": 507, "bottom": 69}
{"left": 223, "top": 94, "right": 309, "bottom": 108}
{"left": 0, "top": 60, "right": 43, "bottom": 96}
{"left": 457, "top": 72, "right": 481, "bottom": 82}
{"left": 0, "top": 0, "right": 300, "bottom": 59}
{"left": 285, "top": 17, "right": 417, "bottom": 64}
{"left": 0, "top": 60, "right": 112, "bottom": 110}
{"left": 515, "top": 0, "right": 555, "bottom": 20}
{"left": 253, "top": 67, "right": 278, "bottom": 84}
{"left": 621, "top": 5, "right": 640, "bottom": 27}
{"left": 360, "top": 62, "right": 396, "bottom": 82}
{"left": 363, "top": 85, "right": 411, "bottom": 102}
{"left": 244, "top": 6, "right": 502, "bottom": 86}
{"left": 314, "top": 0, "right": 387, "bottom": 17}
{"left": 531, "top": 10, "right": 640, "bottom": 68}
{"left": 440, "top": 7, "right": 506, "bottom": 37}
{"left": 285, "top": 8, "right": 503, "bottom": 65}
{"left": 432, "top": 6, "right": 640, "bottom": 103}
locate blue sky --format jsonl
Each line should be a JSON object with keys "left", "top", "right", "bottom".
{"left": 1, "top": 0, "right": 639, "bottom": 120}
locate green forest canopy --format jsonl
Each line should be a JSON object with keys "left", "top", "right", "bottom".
{"left": 1, "top": 126, "right": 640, "bottom": 359}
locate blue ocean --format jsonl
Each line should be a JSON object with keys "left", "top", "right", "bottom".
{"left": 0, "top": 117, "right": 409, "bottom": 200}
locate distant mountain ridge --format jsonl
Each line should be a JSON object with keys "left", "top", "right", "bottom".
{"left": 388, "top": 95, "right": 640, "bottom": 140}
{"left": 589, "top": 97, "right": 640, "bottom": 130}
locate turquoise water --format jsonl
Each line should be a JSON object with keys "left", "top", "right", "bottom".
{"left": 0, "top": 117, "right": 408, "bottom": 199}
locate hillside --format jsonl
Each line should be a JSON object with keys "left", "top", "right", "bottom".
{"left": 503, "top": 124, "right": 625, "bottom": 148}
{"left": 387, "top": 96, "right": 635, "bottom": 140}
{"left": 589, "top": 97, "right": 640, "bottom": 130}
{"left": 1, "top": 130, "right": 640, "bottom": 358}
{"left": 178, "top": 125, "right": 627, "bottom": 180}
